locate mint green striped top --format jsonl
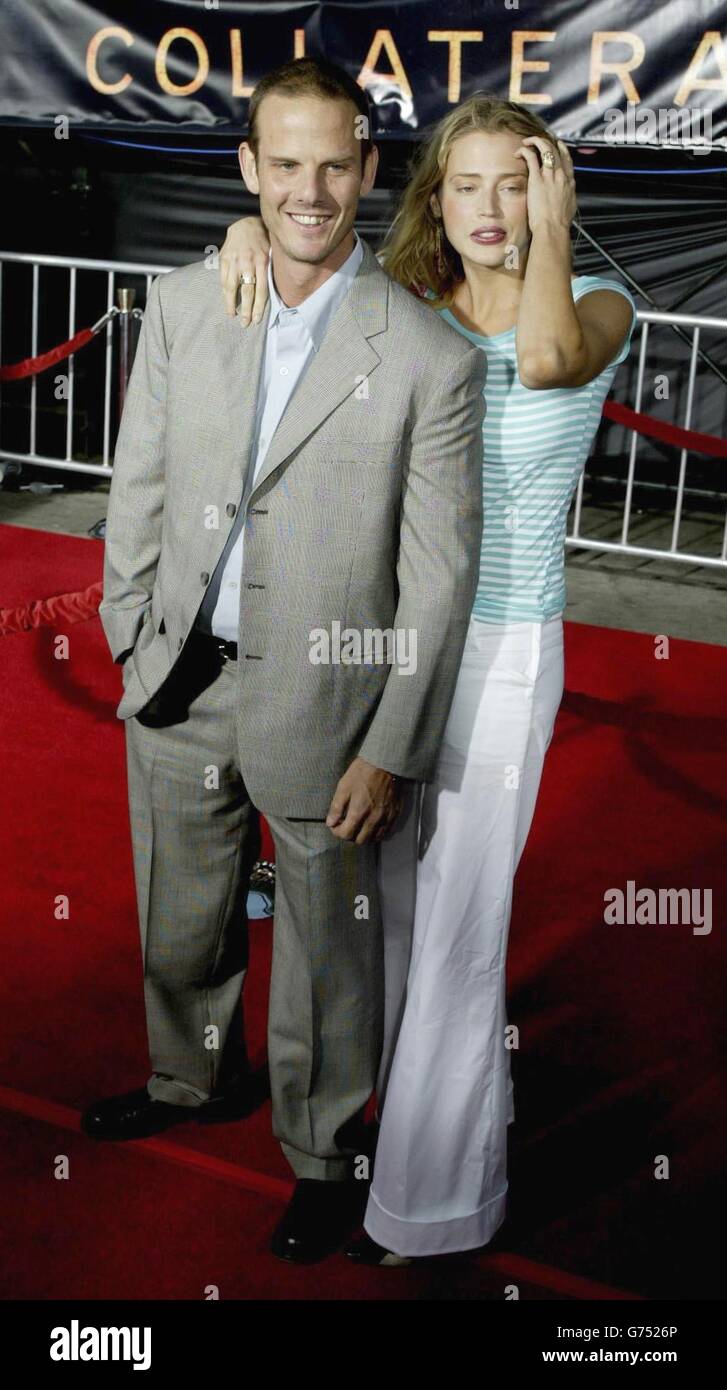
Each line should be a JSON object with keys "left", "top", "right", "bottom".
{"left": 434, "top": 276, "right": 637, "bottom": 623}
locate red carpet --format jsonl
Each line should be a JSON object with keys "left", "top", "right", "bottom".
{"left": 1, "top": 523, "right": 724, "bottom": 1300}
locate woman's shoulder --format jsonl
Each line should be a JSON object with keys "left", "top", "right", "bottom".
{"left": 570, "top": 275, "right": 637, "bottom": 369}
{"left": 570, "top": 273, "right": 636, "bottom": 309}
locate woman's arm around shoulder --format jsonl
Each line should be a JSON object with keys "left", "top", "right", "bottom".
{"left": 219, "top": 216, "right": 271, "bottom": 324}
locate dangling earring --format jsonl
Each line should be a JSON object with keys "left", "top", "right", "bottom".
{"left": 434, "top": 219, "right": 447, "bottom": 277}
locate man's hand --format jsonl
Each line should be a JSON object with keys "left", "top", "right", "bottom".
{"left": 326, "top": 757, "right": 403, "bottom": 845}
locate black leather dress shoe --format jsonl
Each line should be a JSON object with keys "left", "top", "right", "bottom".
{"left": 270, "top": 1179, "right": 367, "bottom": 1264}
{"left": 80, "top": 1076, "right": 255, "bottom": 1142}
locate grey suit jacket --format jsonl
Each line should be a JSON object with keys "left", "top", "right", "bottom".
{"left": 99, "top": 237, "right": 486, "bottom": 817}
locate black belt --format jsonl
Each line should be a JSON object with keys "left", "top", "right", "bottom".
{"left": 190, "top": 626, "right": 238, "bottom": 662}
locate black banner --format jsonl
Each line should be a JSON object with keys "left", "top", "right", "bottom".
{"left": 2, "top": 0, "right": 727, "bottom": 146}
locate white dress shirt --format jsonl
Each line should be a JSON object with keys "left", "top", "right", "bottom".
{"left": 196, "top": 229, "right": 364, "bottom": 643}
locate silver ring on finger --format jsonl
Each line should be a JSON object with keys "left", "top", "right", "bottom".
{"left": 239, "top": 273, "right": 256, "bottom": 286}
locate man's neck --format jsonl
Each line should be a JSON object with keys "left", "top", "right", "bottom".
{"left": 270, "top": 230, "right": 357, "bottom": 308}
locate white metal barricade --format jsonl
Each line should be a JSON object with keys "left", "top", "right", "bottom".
{"left": 0, "top": 251, "right": 170, "bottom": 478}
{"left": 568, "top": 306, "right": 727, "bottom": 571}
{"left": 1, "top": 250, "right": 725, "bottom": 570}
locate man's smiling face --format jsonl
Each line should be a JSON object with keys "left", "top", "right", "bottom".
{"left": 239, "top": 92, "right": 378, "bottom": 268}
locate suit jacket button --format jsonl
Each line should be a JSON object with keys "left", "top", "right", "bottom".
{"left": 226, "top": 503, "right": 236, "bottom": 517}
{"left": 200, "top": 571, "right": 209, "bottom": 585}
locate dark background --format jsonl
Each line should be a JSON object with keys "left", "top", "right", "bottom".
{"left": 2, "top": 127, "right": 726, "bottom": 516}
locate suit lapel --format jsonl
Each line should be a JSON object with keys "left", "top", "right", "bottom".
{"left": 245, "top": 238, "right": 390, "bottom": 499}
{"left": 214, "top": 300, "right": 269, "bottom": 494}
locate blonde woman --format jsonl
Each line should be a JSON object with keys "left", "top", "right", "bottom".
{"left": 218, "top": 94, "right": 636, "bottom": 1263}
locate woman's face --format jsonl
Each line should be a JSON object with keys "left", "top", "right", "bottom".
{"left": 431, "top": 128, "right": 531, "bottom": 272}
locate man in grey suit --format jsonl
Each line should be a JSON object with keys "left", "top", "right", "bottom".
{"left": 85, "top": 56, "right": 485, "bottom": 1262}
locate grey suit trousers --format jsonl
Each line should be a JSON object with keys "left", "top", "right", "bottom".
{"left": 123, "top": 640, "right": 384, "bottom": 1180}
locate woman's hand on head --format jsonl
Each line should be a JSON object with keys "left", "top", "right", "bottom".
{"left": 220, "top": 217, "right": 271, "bottom": 325}
{"left": 515, "top": 137, "right": 577, "bottom": 235}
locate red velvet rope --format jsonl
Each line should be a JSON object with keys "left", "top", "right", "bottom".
{"left": 0, "top": 582, "right": 102, "bottom": 636}
{"left": 0, "top": 327, "right": 97, "bottom": 382}
{"left": 602, "top": 400, "right": 727, "bottom": 459}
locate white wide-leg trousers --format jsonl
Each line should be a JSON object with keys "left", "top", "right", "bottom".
{"left": 366, "top": 616, "right": 565, "bottom": 1256}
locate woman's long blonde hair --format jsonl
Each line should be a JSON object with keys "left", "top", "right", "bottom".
{"left": 379, "top": 93, "right": 563, "bottom": 308}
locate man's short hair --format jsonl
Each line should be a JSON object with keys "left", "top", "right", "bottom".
{"left": 247, "top": 56, "right": 374, "bottom": 171}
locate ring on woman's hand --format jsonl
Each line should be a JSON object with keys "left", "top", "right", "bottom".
{"left": 541, "top": 150, "right": 557, "bottom": 169}
{"left": 239, "top": 272, "right": 256, "bottom": 285}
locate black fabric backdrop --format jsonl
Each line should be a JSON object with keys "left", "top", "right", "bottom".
{"left": 4, "top": 0, "right": 727, "bottom": 142}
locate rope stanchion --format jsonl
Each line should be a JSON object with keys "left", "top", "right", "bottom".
{"left": 0, "top": 308, "right": 118, "bottom": 382}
